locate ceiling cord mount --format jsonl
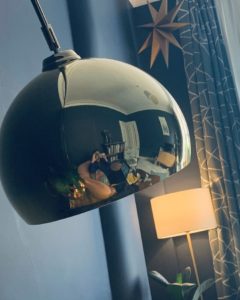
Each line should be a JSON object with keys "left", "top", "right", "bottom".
{"left": 31, "top": 0, "right": 60, "bottom": 53}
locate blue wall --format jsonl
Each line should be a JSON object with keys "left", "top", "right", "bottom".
{"left": 0, "top": 1, "right": 111, "bottom": 300}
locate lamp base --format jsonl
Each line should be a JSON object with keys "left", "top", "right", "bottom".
{"left": 186, "top": 232, "right": 204, "bottom": 300}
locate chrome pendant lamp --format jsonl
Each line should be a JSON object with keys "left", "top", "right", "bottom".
{"left": 0, "top": 0, "right": 191, "bottom": 224}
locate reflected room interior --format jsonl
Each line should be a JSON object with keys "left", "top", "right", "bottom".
{"left": 60, "top": 104, "right": 180, "bottom": 209}
{"left": 47, "top": 59, "right": 191, "bottom": 213}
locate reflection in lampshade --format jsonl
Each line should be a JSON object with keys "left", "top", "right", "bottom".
{"left": 156, "top": 151, "right": 176, "bottom": 168}
{"left": 151, "top": 188, "right": 217, "bottom": 238}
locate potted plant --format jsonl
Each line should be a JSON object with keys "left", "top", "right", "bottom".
{"left": 148, "top": 267, "right": 215, "bottom": 300}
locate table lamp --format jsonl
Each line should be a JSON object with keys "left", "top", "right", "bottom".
{"left": 151, "top": 188, "right": 217, "bottom": 287}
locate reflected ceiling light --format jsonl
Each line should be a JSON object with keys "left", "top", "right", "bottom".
{"left": 0, "top": 0, "right": 191, "bottom": 224}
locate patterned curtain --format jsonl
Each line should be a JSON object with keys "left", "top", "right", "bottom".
{"left": 177, "top": 0, "right": 240, "bottom": 299}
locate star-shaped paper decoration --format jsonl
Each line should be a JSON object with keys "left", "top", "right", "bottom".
{"left": 138, "top": 0, "right": 188, "bottom": 68}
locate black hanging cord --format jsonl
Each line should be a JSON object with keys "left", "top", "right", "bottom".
{"left": 31, "top": 0, "right": 60, "bottom": 53}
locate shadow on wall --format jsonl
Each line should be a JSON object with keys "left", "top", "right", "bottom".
{"left": 135, "top": 180, "right": 179, "bottom": 300}
{"left": 129, "top": 279, "right": 147, "bottom": 299}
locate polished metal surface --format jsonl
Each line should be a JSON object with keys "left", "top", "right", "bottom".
{"left": 0, "top": 58, "right": 191, "bottom": 224}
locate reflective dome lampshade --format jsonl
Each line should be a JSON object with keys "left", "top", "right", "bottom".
{"left": 0, "top": 0, "right": 191, "bottom": 224}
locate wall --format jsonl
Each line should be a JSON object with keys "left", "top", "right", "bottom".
{"left": 63, "top": 106, "right": 126, "bottom": 164}
{"left": 63, "top": 105, "right": 178, "bottom": 162}
{"left": 129, "top": 110, "right": 178, "bottom": 157}
{"left": 131, "top": 1, "right": 217, "bottom": 299}
{"left": 0, "top": 1, "right": 111, "bottom": 300}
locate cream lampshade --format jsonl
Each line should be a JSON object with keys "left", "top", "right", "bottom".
{"left": 151, "top": 188, "right": 217, "bottom": 239}
{"left": 151, "top": 188, "right": 217, "bottom": 291}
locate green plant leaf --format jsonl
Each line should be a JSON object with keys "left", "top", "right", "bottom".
{"left": 168, "top": 283, "right": 196, "bottom": 300}
{"left": 167, "top": 284, "right": 184, "bottom": 300}
{"left": 176, "top": 273, "right": 183, "bottom": 284}
{"left": 50, "top": 178, "right": 71, "bottom": 194}
{"left": 192, "top": 279, "right": 215, "bottom": 300}
{"left": 148, "top": 270, "right": 169, "bottom": 286}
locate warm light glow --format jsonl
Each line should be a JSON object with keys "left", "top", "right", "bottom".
{"left": 151, "top": 188, "right": 217, "bottom": 239}
{"left": 129, "top": 0, "right": 159, "bottom": 8}
{"left": 156, "top": 151, "right": 176, "bottom": 168}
